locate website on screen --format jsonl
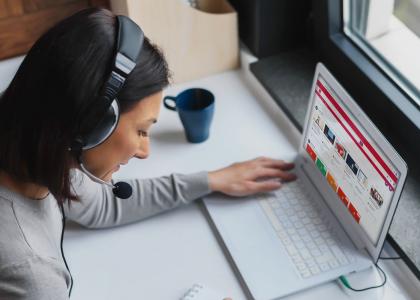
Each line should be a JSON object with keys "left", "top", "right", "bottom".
{"left": 304, "top": 76, "right": 400, "bottom": 244}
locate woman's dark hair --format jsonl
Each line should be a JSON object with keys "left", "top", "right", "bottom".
{"left": 0, "top": 8, "right": 170, "bottom": 203}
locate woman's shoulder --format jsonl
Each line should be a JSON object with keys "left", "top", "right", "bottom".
{"left": 0, "top": 193, "right": 62, "bottom": 270}
{"left": 0, "top": 197, "right": 33, "bottom": 267}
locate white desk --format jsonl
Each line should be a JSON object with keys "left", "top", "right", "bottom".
{"left": 64, "top": 51, "right": 419, "bottom": 300}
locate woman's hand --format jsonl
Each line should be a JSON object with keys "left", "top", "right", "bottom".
{"left": 208, "top": 156, "right": 297, "bottom": 197}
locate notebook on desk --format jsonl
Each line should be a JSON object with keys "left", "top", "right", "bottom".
{"left": 203, "top": 63, "right": 408, "bottom": 300}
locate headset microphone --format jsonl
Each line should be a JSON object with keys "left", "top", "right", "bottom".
{"left": 112, "top": 181, "right": 132, "bottom": 199}
{"left": 79, "top": 160, "right": 133, "bottom": 199}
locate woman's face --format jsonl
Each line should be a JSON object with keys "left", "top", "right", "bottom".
{"left": 81, "top": 91, "right": 162, "bottom": 181}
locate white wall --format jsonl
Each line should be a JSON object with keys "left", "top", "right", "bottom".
{"left": 0, "top": 55, "right": 25, "bottom": 92}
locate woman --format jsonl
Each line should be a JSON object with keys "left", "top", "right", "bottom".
{"left": 0, "top": 8, "right": 296, "bottom": 299}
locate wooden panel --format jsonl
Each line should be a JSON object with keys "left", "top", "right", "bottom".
{"left": 89, "top": 0, "right": 110, "bottom": 8}
{"left": 0, "top": 0, "right": 90, "bottom": 60}
{"left": 0, "top": 0, "right": 24, "bottom": 19}
{"left": 22, "top": 0, "right": 79, "bottom": 13}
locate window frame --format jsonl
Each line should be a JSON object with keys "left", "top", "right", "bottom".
{"left": 313, "top": 0, "right": 420, "bottom": 279}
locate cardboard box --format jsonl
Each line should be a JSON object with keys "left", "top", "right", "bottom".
{"left": 111, "top": 0, "right": 239, "bottom": 83}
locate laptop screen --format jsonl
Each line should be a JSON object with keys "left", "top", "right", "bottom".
{"left": 303, "top": 75, "right": 401, "bottom": 245}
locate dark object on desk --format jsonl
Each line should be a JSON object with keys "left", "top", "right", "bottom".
{"left": 164, "top": 88, "right": 215, "bottom": 143}
{"left": 228, "top": 0, "right": 312, "bottom": 58}
{"left": 250, "top": 48, "right": 317, "bottom": 131}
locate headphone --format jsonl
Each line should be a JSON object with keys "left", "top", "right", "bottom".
{"left": 71, "top": 15, "right": 144, "bottom": 151}
{"left": 68, "top": 15, "right": 144, "bottom": 198}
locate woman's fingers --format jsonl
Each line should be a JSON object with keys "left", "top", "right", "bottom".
{"left": 254, "top": 156, "right": 295, "bottom": 171}
{"left": 264, "top": 160, "right": 295, "bottom": 171}
{"left": 208, "top": 156, "right": 297, "bottom": 197}
{"left": 245, "top": 180, "right": 282, "bottom": 194}
{"left": 253, "top": 167, "right": 297, "bottom": 182}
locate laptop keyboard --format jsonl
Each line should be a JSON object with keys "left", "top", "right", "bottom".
{"left": 258, "top": 180, "right": 356, "bottom": 278}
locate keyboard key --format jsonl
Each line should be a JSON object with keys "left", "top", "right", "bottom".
{"left": 317, "top": 224, "right": 327, "bottom": 232}
{"left": 282, "top": 238, "right": 292, "bottom": 246}
{"left": 282, "top": 221, "right": 293, "bottom": 229}
{"left": 289, "top": 215, "right": 299, "bottom": 223}
{"left": 286, "top": 208, "right": 294, "bottom": 215}
{"left": 310, "top": 231, "right": 320, "bottom": 238}
{"left": 298, "top": 228, "right": 308, "bottom": 235}
{"left": 295, "top": 241, "right": 305, "bottom": 249}
{"left": 306, "top": 224, "right": 316, "bottom": 231}
{"left": 259, "top": 201, "right": 283, "bottom": 231}
{"left": 338, "top": 256, "right": 349, "bottom": 265}
{"left": 291, "top": 235, "right": 301, "bottom": 242}
{"left": 316, "top": 254, "right": 334, "bottom": 264}
{"left": 305, "top": 259, "right": 316, "bottom": 268}
{"left": 313, "top": 218, "right": 322, "bottom": 225}
{"left": 319, "top": 245, "right": 329, "bottom": 252}
{"left": 311, "top": 249, "right": 322, "bottom": 257}
{"left": 291, "top": 254, "right": 303, "bottom": 264}
{"left": 281, "top": 202, "right": 290, "bottom": 209}
{"left": 297, "top": 211, "right": 307, "bottom": 218}
{"left": 310, "top": 266, "right": 320, "bottom": 275}
{"left": 302, "top": 235, "right": 312, "bottom": 243}
{"left": 285, "top": 192, "right": 294, "bottom": 198}
{"left": 306, "top": 241, "right": 317, "bottom": 249}
{"left": 302, "top": 218, "right": 311, "bottom": 225}
{"left": 308, "top": 211, "right": 317, "bottom": 218}
{"left": 294, "top": 221, "right": 304, "bottom": 229}
{"left": 321, "top": 232, "right": 331, "bottom": 239}
{"left": 299, "top": 249, "right": 311, "bottom": 260}
{"left": 300, "top": 269, "right": 311, "bottom": 278}
{"left": 296, "top": 262, "right": 306, "bottom": 271}
{"left": 329, "top": 259, "right": 340, "bottom": 269}
{"left": 319, "top": 263, "right": 330, "bottom": 271}
{"left": 290, "top": 199, "right": 299, "bottom": 206}
{"left": 271, "top": 201, "right": 280, "bottom": 209}
{"left": 330, "top": 246, "right": 348, "bottom": 265}
{"left": 326, "top": 238, "right": 336, "bottom": 246}
{"left": 276, "top": 231, "right": 288, "bottom": 240}
{"left": 286, "top": 245, "right": 298, "bottom": 256}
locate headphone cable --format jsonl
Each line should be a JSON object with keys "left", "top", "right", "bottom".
{"left": 59, "top": 201, "right": 74, "bottom": 297}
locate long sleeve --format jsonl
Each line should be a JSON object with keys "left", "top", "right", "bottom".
{"left": 0, "top": 256, "right": 70, "bottom": 300}
{"left": 64, "top": 169, "right": 212, "bottom": 228}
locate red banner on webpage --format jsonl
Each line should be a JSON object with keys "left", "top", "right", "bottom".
{"left": 315, "top": 81, "right": 397, "bottom": 191}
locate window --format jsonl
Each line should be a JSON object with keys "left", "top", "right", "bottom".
{"left": 344, "top": 0, "right": 420, "bottom": 109}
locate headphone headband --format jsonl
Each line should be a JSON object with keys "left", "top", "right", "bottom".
{"left": 102, "top": 15, "right": 144, "bottom": 106}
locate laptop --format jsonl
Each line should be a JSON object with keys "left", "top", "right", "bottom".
{"left": 203, "top": 62, "right": 408, "bottom": 299}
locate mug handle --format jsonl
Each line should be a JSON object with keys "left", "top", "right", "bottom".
{"left": 163, "top": 96, "right": 177, "bottom": 111}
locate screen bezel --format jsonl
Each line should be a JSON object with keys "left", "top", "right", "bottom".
{"left": 299, "top": 62, "right": 408, "bottom": 262}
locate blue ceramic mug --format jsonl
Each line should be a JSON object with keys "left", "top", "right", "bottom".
{"left": 164, "top": 88, "right": 215, "bottom": 143}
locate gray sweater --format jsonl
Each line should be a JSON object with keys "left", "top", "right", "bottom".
{"left": 0, "top": 169, "right": 211, "bottom": 299}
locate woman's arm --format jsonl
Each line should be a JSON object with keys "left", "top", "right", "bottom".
{"left": 65, "top": 156, "right": 296, "bottom": 229}
{"left": 65, "top": 170, "right": 210, "bottom": 228}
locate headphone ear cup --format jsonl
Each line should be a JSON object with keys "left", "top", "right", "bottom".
{"left": 82, "top": 99, "right": 120, "bottom": 150}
